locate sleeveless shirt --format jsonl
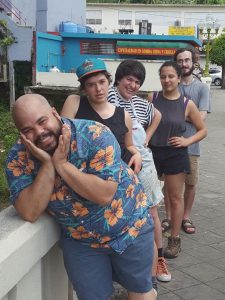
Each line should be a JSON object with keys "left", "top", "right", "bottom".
{"left": 76, "top": 96, "right": 133, "bottom": 164}
{"left": 150, "top": 92, "right": 188, "bottom": 147}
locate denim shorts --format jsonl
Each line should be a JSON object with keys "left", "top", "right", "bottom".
{"left": 60, "top": 219, "right": 154, "bottom": 300}
{"left": 151, "top": 145, "right": 190, "bottom": 177}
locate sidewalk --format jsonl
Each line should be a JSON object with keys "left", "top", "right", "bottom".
{"left": 158, "top": 86, "right": 225, "bottom": 299}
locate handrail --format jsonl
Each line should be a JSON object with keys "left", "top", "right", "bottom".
{"left": 0, "top": 0, "right": 26, "bottom": 25}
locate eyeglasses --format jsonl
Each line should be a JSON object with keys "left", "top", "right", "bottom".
{"left": 177, "top": 58, "right": 192, "bottom": 65}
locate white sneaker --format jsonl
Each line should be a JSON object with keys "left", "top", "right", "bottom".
{"left": 156, "top": 257, "right": 171, "bottom": 282}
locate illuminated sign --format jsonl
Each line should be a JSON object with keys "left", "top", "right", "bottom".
{"left": 116, "top": 47, "right": 176, "bottom": 56}
{"left": 168, "top": 26, "right": 195, "bottom": 36}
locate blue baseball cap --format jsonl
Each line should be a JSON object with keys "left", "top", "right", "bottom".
{"left": 76, "top": 58, "right": 107, "bottom": 80}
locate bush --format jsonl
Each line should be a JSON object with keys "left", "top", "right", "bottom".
{"left": 0, "top": 98, "right": 18, "bottom": 210}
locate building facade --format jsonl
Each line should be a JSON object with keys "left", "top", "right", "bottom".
{"left": 86, "top": 3, "right": 225, "bottom": 35}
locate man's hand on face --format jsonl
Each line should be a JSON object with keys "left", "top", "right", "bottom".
{"left": 20, "top": 133, "right": 52, "bottom": 163}
{"left": 52, "top": 124, "right": 71, "bottom": 168}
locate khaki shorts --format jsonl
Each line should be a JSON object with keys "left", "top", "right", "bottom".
{"left": 185, "top": 155, "right": 199, "bottom": 186}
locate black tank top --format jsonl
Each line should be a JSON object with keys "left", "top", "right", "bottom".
{"left": 76, "top": 96, "right": 133, "bottom": 165}
{"left": 150, "top": 92, "right": 188, "bottom": 147}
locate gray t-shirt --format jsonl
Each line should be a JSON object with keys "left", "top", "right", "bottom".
{"left": 179, "top": 78, "right": 211, "bottom": 156}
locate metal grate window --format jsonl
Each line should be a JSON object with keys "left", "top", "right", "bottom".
{"left": 86, "top": 18, "right": 102, "bottom": 25}
{"left": 80, "top": 41, "right": 116, "bottom": 55}
{"left": 118, "top": 20, "right": 132, "bottom": 26}
{"left": 118, "top": 10, "right": 132, "bottom": 26}
{"left": 86, "top": 10, "right": 102, "bottom": 25}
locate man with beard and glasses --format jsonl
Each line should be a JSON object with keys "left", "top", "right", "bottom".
{"left": 5, "top": 94, "right": 156, "bottom": 300}
{"left": 161, "top": 48, "right": 210, "bottom": 235}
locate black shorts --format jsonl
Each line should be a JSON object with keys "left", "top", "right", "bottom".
{"left": 150, "top": 145, "right": 190, "bottom": 177}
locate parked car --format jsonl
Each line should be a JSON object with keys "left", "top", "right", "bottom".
{"left": 209, "top": 68, "right": 222, "bottom": 86}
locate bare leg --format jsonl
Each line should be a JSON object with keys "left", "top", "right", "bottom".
{"left": 128, "top": 289, "right": 156, "bottom": 300}
{"left": 183, "top": 183, "right": 196, "bottom": 220}
{"left": 163, "top": 184, "right": 171, "bottom": 220}
{"left": 152, "top": 240, "right": 158, "bottom": 276}
{"left": 151, "top": 206, "right": 163, "bottom": 249}
{"left": 165, "top": 174, "right": 185, "bottom": 237}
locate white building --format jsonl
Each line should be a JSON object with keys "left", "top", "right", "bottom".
{"left": 86, "top": 3, "right": 225, "bottom": 35}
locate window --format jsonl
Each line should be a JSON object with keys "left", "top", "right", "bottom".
{"left": 118, "top": 10, "right": 132, "bottom": 26}
{"left": 86, "top": 10, "right": 102, "bottom": 25}
{"left": 209, "top": 68, "right": 221, "bottom": 74}
{"left": 80, "top": 41, "right": 116, "bottom": 55}
{"left": 135, "top": 12, "right": 149, "bottom": 25}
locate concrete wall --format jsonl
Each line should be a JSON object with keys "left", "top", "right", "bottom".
{"left": 0, "top": 206, "right": 76, "bottom": 300}
{"left": 36, "top": 58, "right": 163, "bottom": 92}
{"left": 37, "top": 0, "right": 86, "bottom": 32}
{"left": 11, "top": 0, "right": 36, "bottom": 26}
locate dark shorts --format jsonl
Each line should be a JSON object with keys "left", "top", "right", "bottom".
{"left": 60, "top": 218, "right": 154, "bottom": 300}
{"left": 150, "top": 146, "right": 190, "bottom": 177}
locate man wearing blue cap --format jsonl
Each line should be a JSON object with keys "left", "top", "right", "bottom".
{"left": 6, "top": 92, "right": 156, "bottom": 300}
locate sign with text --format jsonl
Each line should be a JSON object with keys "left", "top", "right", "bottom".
{"left": 116, "top": 47, "right": 176, "bottom": 56}
{"left": 168, "top": 26, "right": 195, "bottom": 36}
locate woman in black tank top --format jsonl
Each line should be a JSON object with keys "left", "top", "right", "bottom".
{"left": 148, "top": 61, "right": 207, "bottom": 259}
{"left": 61, "top": 59, "right": 142, "bottom": 173}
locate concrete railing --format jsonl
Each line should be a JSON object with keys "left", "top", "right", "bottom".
{"left": 0, "top": 206, "right": 76, "bottom": 300}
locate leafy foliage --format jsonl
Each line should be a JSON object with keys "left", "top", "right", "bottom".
{"left": 0, "top": 19, "right": 16, "bottom": 47}
{"left": 210, "top": 34, "right": 225, "bottom": 66}
{"left": 0, "top": 98, "right": 18, "bottom": 210}
{"left": 210, "top": 34, "right": 225, "bottom": 88}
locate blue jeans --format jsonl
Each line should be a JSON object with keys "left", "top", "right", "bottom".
{"left": 60, "top": 219, "right": 154, "bottom": 300}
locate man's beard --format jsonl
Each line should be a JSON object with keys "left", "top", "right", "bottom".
{"left": 35, "top": 128, "right": 61, "bottom": 154}
{"left": 181, "top": 65, "right": 195, "bottom": 77}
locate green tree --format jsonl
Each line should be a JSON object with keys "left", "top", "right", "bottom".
{"left": 209, "top": 34, "right": 225, "bottom": 88}
{"left": 0, "top": 19, "right": 15, "bottom": 63}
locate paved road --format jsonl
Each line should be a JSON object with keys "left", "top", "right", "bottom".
{"left": 158, "top": 86, "right": 225, "bottom": 299}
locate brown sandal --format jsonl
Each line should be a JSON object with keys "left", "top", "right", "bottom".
{"left": 182, "top": 219, "right": 196, "bottom": 234}
{"left": 161, "top": 219, "right": 171, "bottom": 233}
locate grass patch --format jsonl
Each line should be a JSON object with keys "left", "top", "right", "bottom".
{"left": 0, "top": 98, "right": 18, "bottom": 211}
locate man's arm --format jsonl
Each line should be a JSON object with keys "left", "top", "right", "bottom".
{"left": 199, "top": 110, "right": 207, "bottom": 121}
{"left": 12, "top": 135, "right": 55, "bottom": 222}
{"left": 15, "top": 161, "right": 55, "bottom": 222}
{"left": 52, "top": 124, "right": 118, "bottom": 206}
{"left": 54, "top": 162, "right": 118, "bottom": 206}
{"left": 61, "top": 94, "right": 80, "bottom": 118}
{"left": 198, "top": 83, "right": 211, "bottom": 120}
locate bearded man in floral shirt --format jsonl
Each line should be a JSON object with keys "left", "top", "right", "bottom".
{"left": 5, "top": 94, "right": 156, "bottom": 300}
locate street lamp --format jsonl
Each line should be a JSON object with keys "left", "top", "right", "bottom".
{"left": 198, "top": 15, "right": 220, "bottom": 77}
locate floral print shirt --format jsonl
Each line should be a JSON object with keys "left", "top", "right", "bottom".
{"left": 5, "top": 118, "right": 153, "bottom": 254}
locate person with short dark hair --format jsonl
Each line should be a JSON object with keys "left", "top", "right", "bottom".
{"left": 172, "top": 48, "right": 211, "bottom": 235}
{"left": 61, "top": 58, "right": 142, "bottom": 173}
{"left": 113, "top": 59, "right": 146, "bottom": 87}
{"left": 108, "top": 59, "right": 172, "bottom": 287}
{"left": 148, "top": 60, "right": 207, "bottom": 258}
